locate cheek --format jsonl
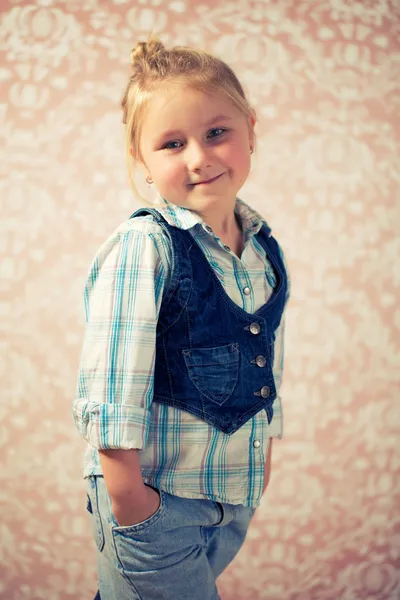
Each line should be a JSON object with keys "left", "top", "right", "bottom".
{"left": 220, "top": 139, "right": 250, "bottom": 170}
{"left": 226, "top": 148, "right": 251, "bottom": 177}
{"left": 156, "top": 160, "right": 183, "bottom": 187}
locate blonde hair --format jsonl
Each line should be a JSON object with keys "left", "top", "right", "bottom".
{"left": 121, "top": 35, "right": 256, "bottom": 202}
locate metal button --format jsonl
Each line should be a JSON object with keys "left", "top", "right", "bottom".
{"left": 249, "top": 322, "right": 261, "bottom": 335}
{"left": 253, "top": 440, "right": 261, "bottom": 449}
{"left": 243, "top": 286, "right": 251, "bottom": 295}
{"left": 260, "top": 386, "right": 270, "bottom": 398}
{"left": 255, "top": 355, "right": 267, "bottom": 368}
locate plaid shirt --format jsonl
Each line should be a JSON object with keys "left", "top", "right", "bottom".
{"left": 73, "top": 198, "right": 289, "bottom": 507}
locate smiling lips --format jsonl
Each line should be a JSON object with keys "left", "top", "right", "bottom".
{"left": 191, "top": 173, "right": 224, "bottom": 186}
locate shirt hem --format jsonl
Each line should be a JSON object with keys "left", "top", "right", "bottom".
{"left": 82, "top": 468, "right": 261, "bottom": 508}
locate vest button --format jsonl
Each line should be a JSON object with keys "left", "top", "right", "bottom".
{"left": 243, "top": 287, "right": 251, "bottom": 295}
{"left": 253, "top": 440, "right": 261, "bottom": 449}
{"left": 255, "top": 355, "right": 267, "bottom": 367}
{"left": 260, "top": 386, "right": 270, "bottom": 398}
{"left": 249, "top": 322, "right": 261, "bottom": 335}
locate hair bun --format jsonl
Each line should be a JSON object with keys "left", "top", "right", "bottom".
{"left": 131, "top": 38, "right": 165, "bottom": 66}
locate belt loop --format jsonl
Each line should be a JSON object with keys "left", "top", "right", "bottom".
{"left": 215, "top": 502, "right": 233, "bottom": 527}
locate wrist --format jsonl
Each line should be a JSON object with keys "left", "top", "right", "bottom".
{"left": 111, "top": 485, "right": 161, "bottom": 527}
{"left": 109, "top": 481, "right": 148, "bottom": 506}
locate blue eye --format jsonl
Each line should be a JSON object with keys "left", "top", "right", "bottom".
{"left": 161, "top": 128, "right": 227, "bottom": 150}
{"left": 208, "top": 128, "right": 226, "bottom": 138}
{"left": 162, "top": 140, "right": 183, "bottom": 150}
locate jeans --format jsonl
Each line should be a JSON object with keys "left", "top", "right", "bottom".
{"left": 87, "top": 476, "right": 255, "bottom": 600}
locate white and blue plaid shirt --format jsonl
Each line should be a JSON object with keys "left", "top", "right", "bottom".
{"left": 73, "top": 198, "right": 289, "bottom": 507}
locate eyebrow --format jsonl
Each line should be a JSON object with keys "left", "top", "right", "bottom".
{"left": 156, "top": 114, "right": 232, "bottom": 143}
{"left": 204, "top": 114, "right": 232, "bottom": 126}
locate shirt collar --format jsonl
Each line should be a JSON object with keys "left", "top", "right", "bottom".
{"left": 234, "top": 198, "right": 265, "bottom": 237}
{"left": 153, "top": 195, "right": 268, "bottom": 237}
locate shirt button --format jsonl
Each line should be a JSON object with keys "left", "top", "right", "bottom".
{"left": 205, "top": 225, "right": 213, "bottom": 233}
{"left": 260, "top": 386, "right": 270, "bottom": 398}
{"left": 253, "top": 440, "right": 261, "bottom": 449}
{"left": 243, "top": 286, "right": 251, "bottom": 295}
{"left": 224, "top": 245, "right": 231, "bottom": 252}
{"left": 255, "top": 355, "right": 267, "bottom": 367}
{"left": 249, "top": 322, "right": 261, "bottom": 335}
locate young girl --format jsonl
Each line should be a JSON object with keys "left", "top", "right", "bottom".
{"left": 73, "top": 37, "right": 289, "bottom": 600}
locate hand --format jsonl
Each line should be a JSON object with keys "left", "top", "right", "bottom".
{"left": 112, "top": 485, "right": 161, "bottom": 527}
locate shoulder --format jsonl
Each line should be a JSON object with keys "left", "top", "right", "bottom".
{"left": 92, "top": 214, "right": 173, "bottom": 273}
{"left": 113, "top": 213, "right": 169, "bottom": 239}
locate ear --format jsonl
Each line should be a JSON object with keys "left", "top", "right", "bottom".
{"left": 249, "top": 108, "right": 257, "bottom": 128}
{"left": 131, "top": 146, "right": 148, "bottom": 176}
{"left": 248, "top": 110, "right": 256, "bottom": 147}
{"left": 130, "top": 146, "right": 140, "bottom": 162}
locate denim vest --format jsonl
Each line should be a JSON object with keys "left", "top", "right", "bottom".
{"left": 131, "top": 208, "right": 288, "bottom": 435}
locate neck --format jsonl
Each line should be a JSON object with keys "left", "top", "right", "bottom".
{"left": 198, "top": 203, "right": 243, "bottom": 257}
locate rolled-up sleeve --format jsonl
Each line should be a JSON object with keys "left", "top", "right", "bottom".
{"left": 73, "top": 223, "right": 169, "bottom": 450}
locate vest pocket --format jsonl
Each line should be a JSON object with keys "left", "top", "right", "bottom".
{"left": 182, "top": 343, "right": 239, "bottom": 406}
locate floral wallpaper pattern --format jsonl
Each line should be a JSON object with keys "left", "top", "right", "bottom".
{"left": 1, "top": 0, "right": 399, "bottom": 599}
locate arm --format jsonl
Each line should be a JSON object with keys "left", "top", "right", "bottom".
{"left": 263, "top": 246, "right": 289, "bottom": 494}
{"left": 99, "top": 449, "right": 160, "bottom": 526}
{"left": 262, "top": 316, "right": 285, "bottom": 492}
{"left": 263, "top": 439, "right": 273, "bottom": 494}
{"left": 73, "top": 224, "right": 170, "bottom": 525}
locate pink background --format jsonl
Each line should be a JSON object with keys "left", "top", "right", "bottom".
{"left": 1, "top": 1, "right": 399, "bottom": 599}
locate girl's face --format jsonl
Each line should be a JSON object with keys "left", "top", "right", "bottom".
{"left": 137, "top": 84, "right": 255, "bottom": 215}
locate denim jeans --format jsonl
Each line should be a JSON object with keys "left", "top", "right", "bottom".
{"left": 87, "top": 476, "right": 256, "bottom": 600}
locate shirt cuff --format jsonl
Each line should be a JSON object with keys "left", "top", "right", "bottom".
{"left": 72, "top": 398, "right": 151, "bottom": 450}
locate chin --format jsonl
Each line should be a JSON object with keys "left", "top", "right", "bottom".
{"left": 188, "top": 195, "right": 225, "bottom": 209}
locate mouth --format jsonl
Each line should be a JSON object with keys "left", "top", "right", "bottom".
{"left": 190, "top": 173, "right": 224, "bottom": 186}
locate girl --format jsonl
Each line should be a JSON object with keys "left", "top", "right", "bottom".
{"left": 73, "top": 37, "right": 289, "bottom": 600}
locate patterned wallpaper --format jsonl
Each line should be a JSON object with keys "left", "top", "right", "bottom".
{"left": 1, "top": 0, "right": 399, "bottom": 599}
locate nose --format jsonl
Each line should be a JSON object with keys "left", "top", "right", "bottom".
{"left": 185, "top": 141, "right": 212, "bottom": 172}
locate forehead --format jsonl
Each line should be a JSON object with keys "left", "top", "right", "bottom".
{"left": 141, "top": 85, "right": 244, "bottom": 135}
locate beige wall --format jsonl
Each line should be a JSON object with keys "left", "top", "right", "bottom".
{"left": 2, "top": 1, "right": 399, "bottom": 599}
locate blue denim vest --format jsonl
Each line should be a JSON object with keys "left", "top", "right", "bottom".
{"left": 130, "top": 208, "right": 288, "bottom": 435}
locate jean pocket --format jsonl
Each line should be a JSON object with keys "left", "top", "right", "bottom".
{"left": 110, "top": 487, "right": 166, "bottom": 535}
{"left": 183, "top": 343, "right": 240, "bottom": 406}
{"left": 87, "top": 477, "right": 105, "bottom": 553}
